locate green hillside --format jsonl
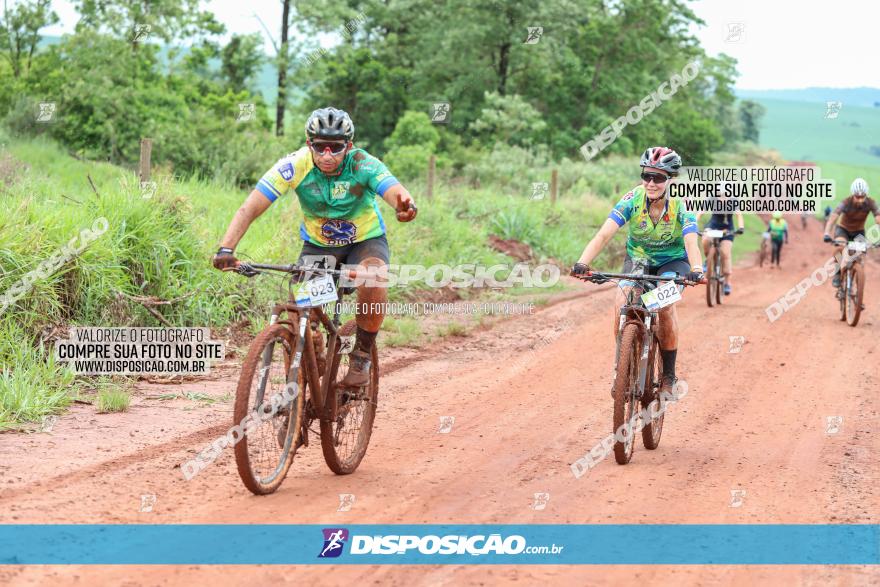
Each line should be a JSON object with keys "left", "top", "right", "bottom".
{"left": 753, "top": 98, "right": 880, "bottom": 167}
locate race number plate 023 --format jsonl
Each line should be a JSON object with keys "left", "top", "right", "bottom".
{"left": 641, "top": 279, "right": 681, "bottom": 311}
{"left": 294, "top": 274, "right": 337, "bottom": 307}
{"left": 848, "top": 240, "right": 868, "bottom": 253}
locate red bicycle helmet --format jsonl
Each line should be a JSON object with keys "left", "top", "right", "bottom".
{"left": 640, "top": 146, "right": 682, "bottom": 176}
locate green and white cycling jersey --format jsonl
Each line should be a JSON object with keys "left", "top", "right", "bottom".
{"left": 608, "top": 185, "right": 698, "bottom": 266}
{"left": 255, "top": 147, "right": 400, "bottom": 247}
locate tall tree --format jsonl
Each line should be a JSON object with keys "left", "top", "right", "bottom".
{"left": 73, "top": 0, "right": 223, "bottom": 50}
{"left": 0, "top": 0, "right": 58, "bottom": 78}
{"left": 739, "top": 100, "right": 766, "bottom": 144}
{"left": 221, "top": 33, "right": 264, "bottom": 93}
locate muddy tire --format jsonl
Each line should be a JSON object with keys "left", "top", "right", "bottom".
{"left": 320, "top": 319, "right": 379, "bottom": 475}
{"left": 641, "top": 336, "right": 665, "bottom": 450}
{"left": 846, "top": 263, "right": 865, "bottom": 327}
{"left": 233, "top": 324, "right": 305, "bottom": 495}
{"left": 612, "top": 323, "right": 640, "bottom": 465}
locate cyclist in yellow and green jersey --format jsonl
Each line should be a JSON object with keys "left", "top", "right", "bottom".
{"left": 570, "top": 147, "right": 704, "bottom": 397}
{"left": 767, "top": 212, "right": 788, "bottom": 268}
{"left": 212, "top": 108, "right": 418, "bottom": 387}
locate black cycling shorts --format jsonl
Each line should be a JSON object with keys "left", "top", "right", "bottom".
{"left": 297, "top": 234, "right": 390, "bottom": 269}
{"left": 833, "top": 226, "right": 865, "bottom": 241}
{"left": 622, "top": 255, "right": 691, "bottom": 277}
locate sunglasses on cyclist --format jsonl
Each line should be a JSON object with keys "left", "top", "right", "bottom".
{"left": 309, "top": 141, "right": 348, "bottom": 155}
{"left": 640, "top": 172, "right": 669, "bottom": 184}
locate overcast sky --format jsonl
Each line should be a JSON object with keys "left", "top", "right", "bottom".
{"left": 44, "top": 0, "right": 880, "bottom": 90}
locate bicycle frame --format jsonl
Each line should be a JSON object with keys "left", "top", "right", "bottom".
{"left": 612, "top": 279, "right": 667, "bottom": 400}
{"left": 613, "top": 301, "right": 656, "bottom": 400}
{"left": 268, "top": 303, "right": 342, "bottom": 422}
{"left": 242, "top": 262, "right": 356, "bottom": 425}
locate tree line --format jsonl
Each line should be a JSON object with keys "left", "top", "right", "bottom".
{"left": 0, "top": 0, "right": 766, "bottom": 186}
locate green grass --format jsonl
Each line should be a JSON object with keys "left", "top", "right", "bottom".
{"left": 436, "top": 321, "right": 468, "bottom": 338}
{"left": 382, "top": 316, "right": 423, "bottom": 347}
{"left": 0, "top": 345, "right": 79, "bottom": 430}
{"left": 96, "top": 388, "right": 130, "bottom": 413}
{"left": 754, "top": 98, "right": 880, "bottom": 167}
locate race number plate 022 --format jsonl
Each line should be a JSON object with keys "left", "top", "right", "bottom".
{"left": 294, "top": 274, "right": 337, "bottom": 307}
{"left": 641, "top": 279, "right": 681, "bottom": 311}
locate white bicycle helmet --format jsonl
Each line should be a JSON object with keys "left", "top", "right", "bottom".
{"left": 850, "top": 177, "right": 869, "bottom": 196}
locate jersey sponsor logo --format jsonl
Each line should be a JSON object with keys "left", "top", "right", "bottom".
{"left": 332, "top": 181, "right": 350, "bottom": 199}
{"left": 622, "top": 191, "right": 634, "bottom": 201}
{"left": 279, "top": 161, "right": 294, "bottom": 181}
{"left": 638, "top": 220, "right": 648, "bottom": 229}
{"left": 321, "top": 219, "right": 357, "bottom": 245}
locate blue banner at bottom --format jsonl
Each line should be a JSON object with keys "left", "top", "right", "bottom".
{"left": 0, "top": 525, "right": 877, "bottom": 565}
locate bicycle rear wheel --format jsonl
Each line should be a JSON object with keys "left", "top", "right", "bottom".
{"left": 838, "top": 268, "right": 848, "bottom": 321}
{"left": 641, "top": 336, "right": 665, "bottom": 450}
{"left": 715, "top": 259, "right": 723, "bottom": 305}
{"left": 846, "top": 263, "right": 865, "bottom": 327}
{"left": 612, "top": 323, "right": 640, "bottom": 464}
{"left": 233, "top": 323, "right": 305, "bottom": 495}
{"left": 320, "top": 319, "right": 379, "bottom": 474}
{"left": 706, "top": 250, "right": 716, "bottom": 308}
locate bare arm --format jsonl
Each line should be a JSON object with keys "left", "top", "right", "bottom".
{"left": 735, "top": 212, "right": 745, "bottom": 230}
{"left": 381, "top": 183, "right": 417, "bottom": 221}
{"left": 219, "top": 190, "right": 273, "bottom": 250}
{"left": 823, "top": 212, "right": 839, "bottom": 236}
{"left": 683, "top": 232, "right": 703, "bottom": 270}
{"left": 576, "top": 219, "right": 621, "bottom": 267}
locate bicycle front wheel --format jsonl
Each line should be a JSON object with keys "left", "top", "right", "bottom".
{"left": 320, "top": 319, "right": 379, "bottom": 475}
{"left": 233, "top": 323, "right": 305, "bottom": 495}
{"left": 641, "top": 336, "right": 665, "bottom": 450}
{"left": 846, "top": 263, "right": 865, "bottom": 327}
{"left": 612, "top": 323, "right": 640, "bottom": 464}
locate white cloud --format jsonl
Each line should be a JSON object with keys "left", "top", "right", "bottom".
{"left": 690, "top": 0, "right": 880, "bottom": 89}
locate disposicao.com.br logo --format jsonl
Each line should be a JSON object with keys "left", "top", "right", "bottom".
{"left": 318, "top": 528, "right": 564, "bottom": 558}
{"left": 318, "top": 528, "right": 349, "bottom": 558}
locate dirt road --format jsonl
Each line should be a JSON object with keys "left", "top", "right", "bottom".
{"left": 2, "top": 218, "right": 878, "bottom": 586}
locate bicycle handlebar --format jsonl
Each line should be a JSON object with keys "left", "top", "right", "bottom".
{"left": 826, "top": 240, "right": 879, "bottom": 248}
{"left": 574, "top": 271, "right": 704, "bottom": 286}
{"left": 234, "top": 262, "right": 360, "bottom": 280}
{"left": 697, "top": 228, "right": 742, "bottom": 237}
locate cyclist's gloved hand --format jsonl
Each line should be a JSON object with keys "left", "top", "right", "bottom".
{"left": 823, "top": 234, "right": 833, "bottom": 243}
{"left": 685, "top": 270, "right": 704, "bottom": 284}
{"left": 212, "top": 247, "right": 238, "bottom": 271}
{"left": 735, "top": 228, "right": 744, "bottom": 235}
{"left": 570, "top": 262, "right": 590, "bottom": 277}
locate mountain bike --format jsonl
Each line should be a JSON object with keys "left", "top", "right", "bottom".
{"left": 829, "top": 240, "right": 877, "bottom": 327}
{"left": 231, "top": 262, "right": 378, "bottom": 494}
{"left": 759, "top": 231, "right": 770, "bottom": 268}
{"left": 702, "top": 229, "right": 733, "bottom": 307}
{"left": 575, "top": 271, "right": 700, "bottom": 464}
